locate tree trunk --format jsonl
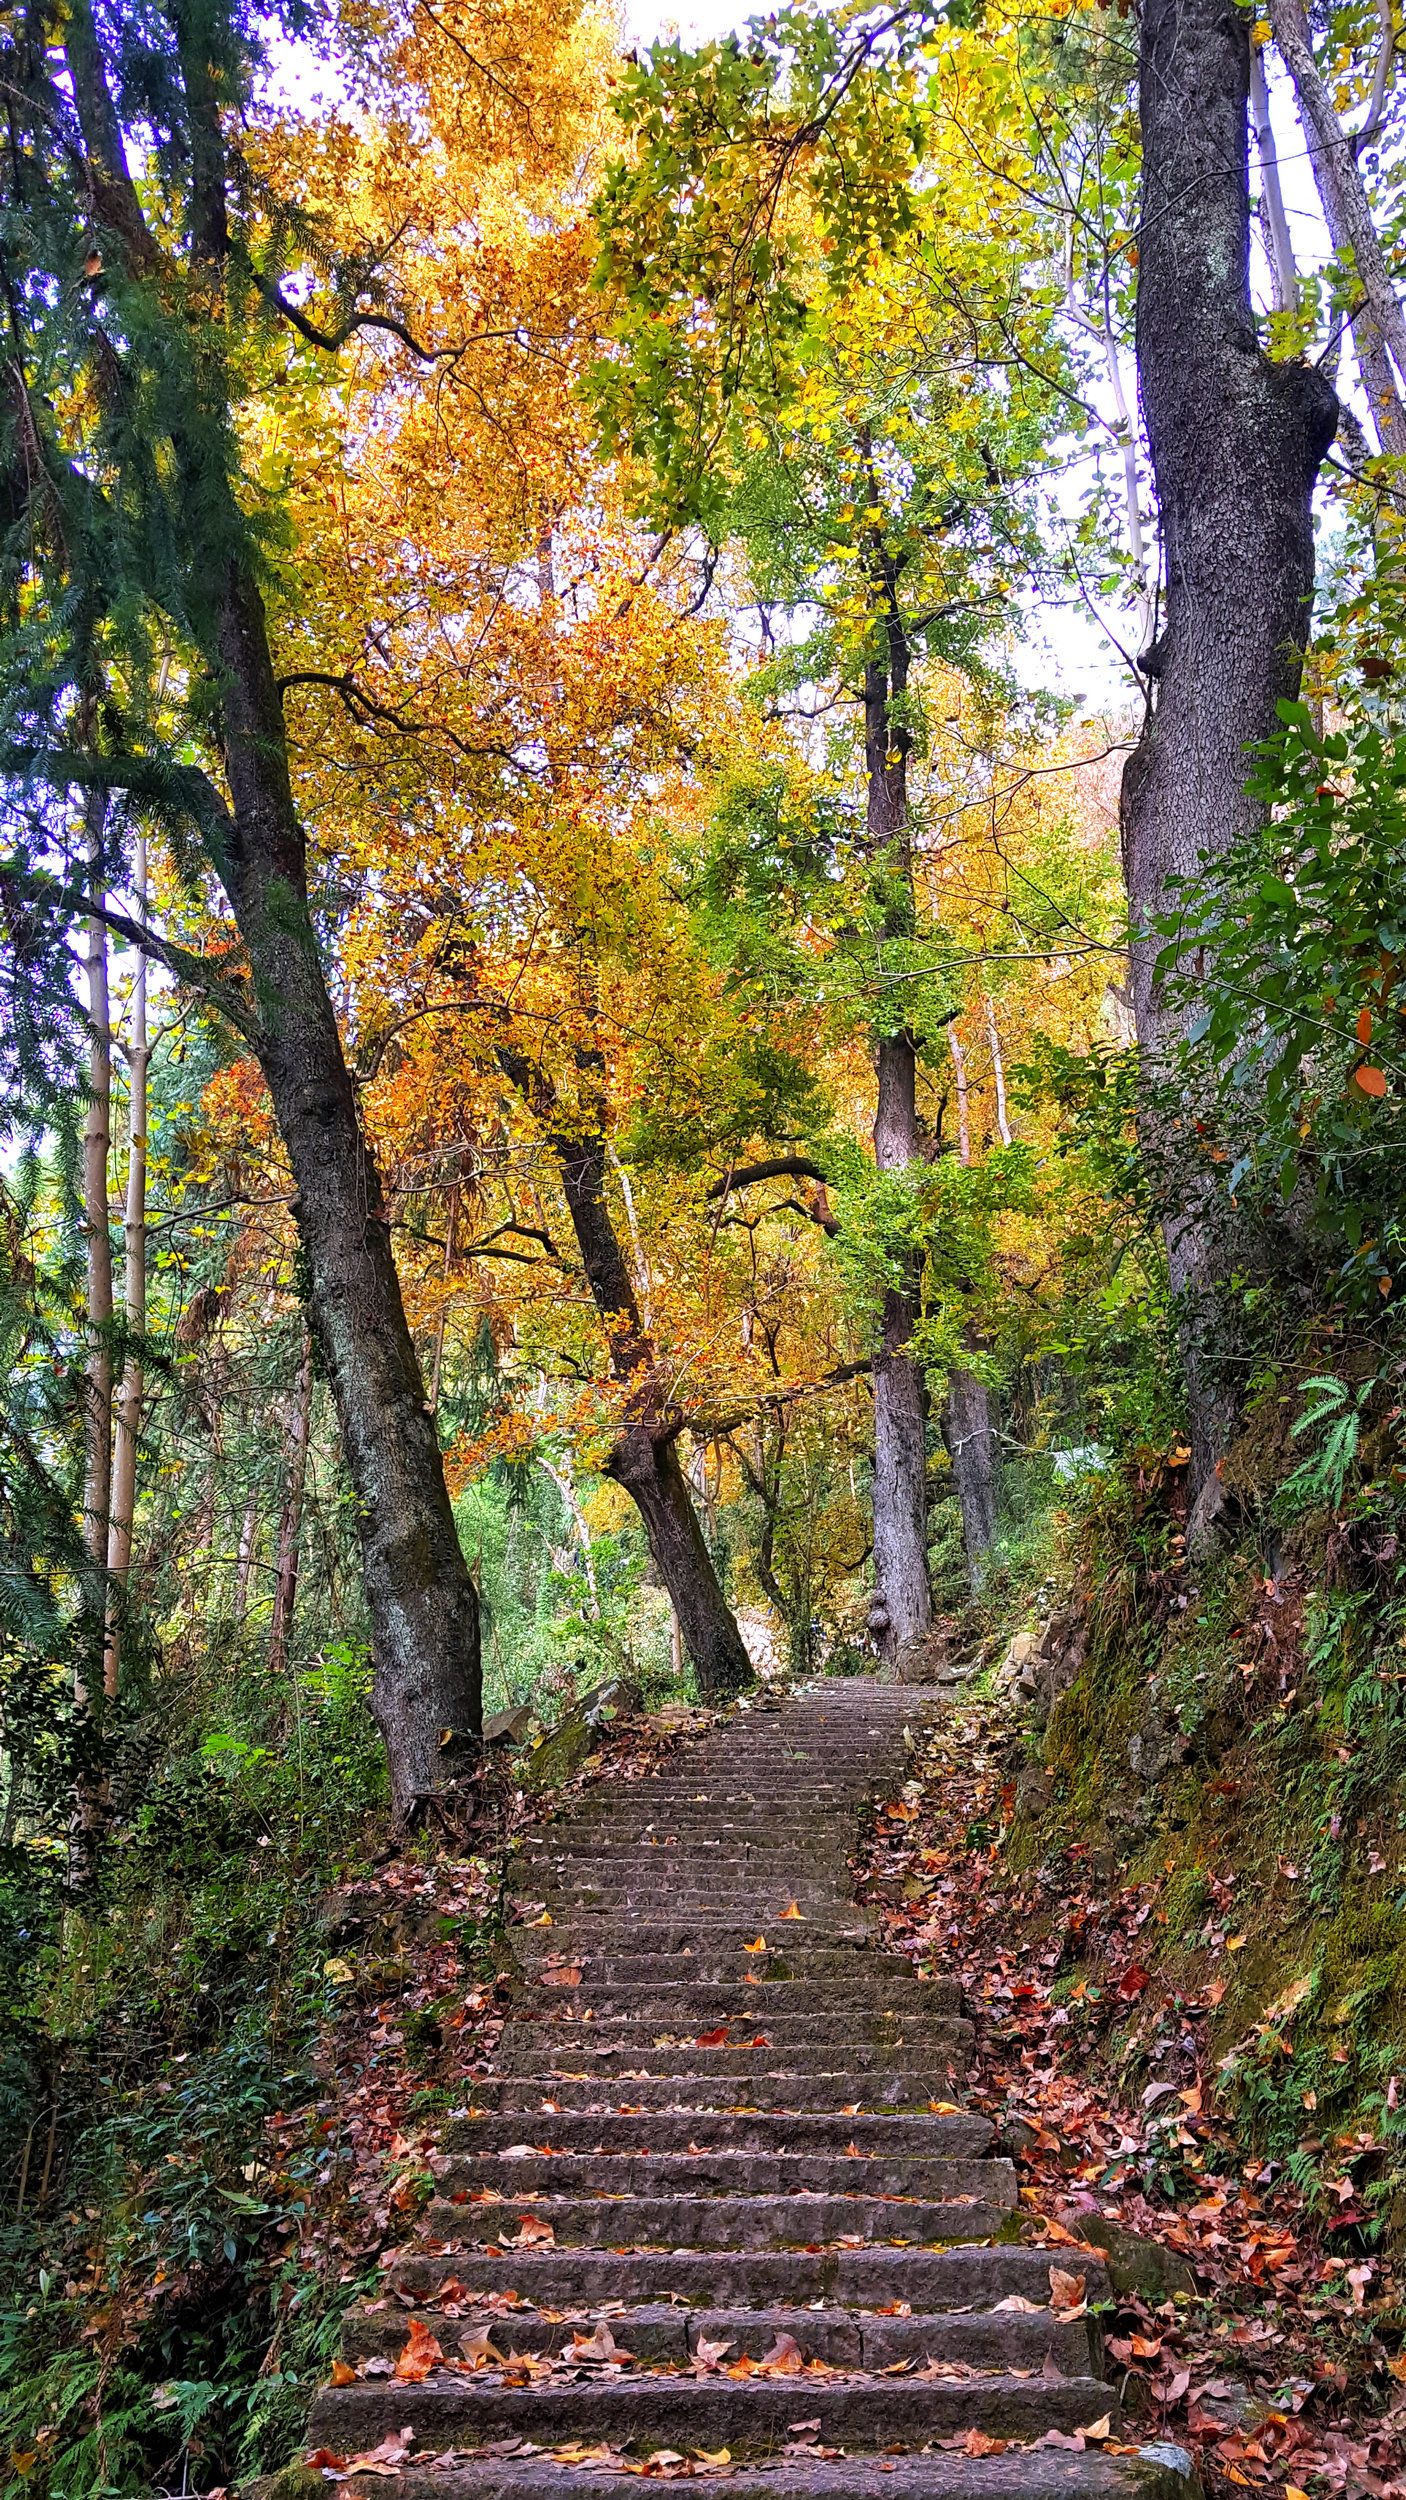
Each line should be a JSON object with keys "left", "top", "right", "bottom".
{"left": 104, "top": 837, "right": 147, "bottom": 1700}
{"left": 233, "top": 1480, "right": 259, "bottom": 1628}
{"left": 501, "top": 1047, "right": 752, "bottom": 1697}
{"left": 864, "top": 594, "right": 932, "bottom": 1662}
{"left": 63, "top": 6, "right": 483, "bottom": 1819}
{"left": 943, "top": 1370, "right": 999, "bottom": 1586}
{"left": 81, "top": 801, "right": 113, "bottom": 1632}
{"left": 268, "top": 1334, "right": 314, "bottom": 1679}
{"left": 1123, "top": 0, "right": 1338, "bottom": 1502}
{"left": 1267, "top": 0, "right": 1406, "bottom": 456}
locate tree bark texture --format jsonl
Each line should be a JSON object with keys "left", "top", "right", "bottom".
{"left": 81, "top": 807, "right": 113, "bottom": 1622}
{"left": 104, "top": 839, "right": 147, "bottom": 1701}
{"left": 864, "top": 599, "right": 932, "bottom": 1664}
{"left": 1267, "top": 0, "right": 1406, "bottom": 457}
{"left": 1123, "top": 0, "right": 1338, "bottom": 1496}
{"left": 943, "top": 1369, "right": 999, "bottom": 1586}
{"left": 268, "top": 1334, "right": 314, "bottom": 1680}
{"left": 501, "top": 1050, "right": 752, "bottom": 1697}
{"left": 64, "top": 8, "right": 483, "bottom": 1818}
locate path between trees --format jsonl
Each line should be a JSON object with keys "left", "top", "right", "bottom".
{"left": 302, "top": 1681, "right": 1201, "bottom": 2499}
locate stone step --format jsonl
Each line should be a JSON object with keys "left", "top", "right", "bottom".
{"left": 423, "top": 2189, "right": 1010, "bottom": 2249}
{"left": 342, "top": 2297, "right": 1102, "bottom": 2376}
{"left": 327, "top": 2448, "right": 1196, "bottom": 2500}
{"left": 497, "top": 2039, "right": 972, "bottom": 2080}
{"left": 442, "top": 2113, "right": 995, "bottom": 2158}
{"left": 508, "top": 1987, "right": 962, "bottom": 2023}
{"left": 308, "top": 2366, "right": 1118, "bottom": 2458}
{"left": 511, "top": 1954, "right": 937, "bottom": 1990}
{"left": 484, "top": 2074, "right": 966, "bottom": 2113}
{"left": 433, "top": 2152, "right": 1013, "bottom": 2203}
{"left": 389, "top": 2245, "right": 1107, "bottom": 2315}
{"left": 510, "top": 1926, "right": 877, "bottom": 1955}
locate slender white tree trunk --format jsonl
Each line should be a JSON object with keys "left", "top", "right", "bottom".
{"left": 948, "top": 1026, "right": 971, "bottom": 1165}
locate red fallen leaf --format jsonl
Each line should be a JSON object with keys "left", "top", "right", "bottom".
{"left": 305, "top": 2450, "right": 348, "bottom": 2472}
{"left": 750, "top": 2035, "right": 771, "bottom": 2047}
{"left": 1116, "top": 1964, "right": 1151, "bottom": 2000}
{"left": 394, "top": 2317, "right": 443, "bottom": 2381}
{"left": 696, "top": 2027, "right": 729, "bottom": 2047}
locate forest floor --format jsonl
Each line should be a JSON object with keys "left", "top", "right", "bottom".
{"left": 865, "top": 1696, "right": 1406, "bottom": 2500}
{"left": 238, "top": 1679, "right": 1406, "bottom": 2500}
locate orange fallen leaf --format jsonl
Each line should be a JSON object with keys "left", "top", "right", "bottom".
{"left": 779, "top": 1903, "right": 803, "bottom": 1919}
{"left": 743, "top": 1936, "right": 767, "bottom": 1953}
{"left": 758, "top": 2332, "right": 806, "bottom": 2372}
{"left": 963, "top": 2430, "right": 1006, "bottom": 2456}
{"left": 512, "top": 2215, "right": 556, "bottom": 2247}
{"left": 394, "top": 2319, "right": 443, "bottom": 2381}
{"left": 329, "top": 2358, "right": 357, "bottom": 2386}
{"left": 542, "top": 1966, "right": 582, "bottom": 1987}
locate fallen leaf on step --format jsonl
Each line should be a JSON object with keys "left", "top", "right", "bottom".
{"left": 878, "top": 2358, "right": 918, "bottom": 2375}
{"left": 743, "top": 1971, "right": 762, "bottom": 1984}
{"left": 750, "top": 2036, "right": 771, "bottom": 2047}
{"left": 758, "top": 2333, "right": 806, "bottom": 2372}
{"left": 500, "top": 2145, "right": 538, "bottom": 2159}
{"left": 927, "top": 2101, "right": 961, "bottom": 2115}
{"left": 1049, "top": 2268, "right": 1087, "bottom": 2316}
{"left": 694, "top": 2448, "right": 731, "bottom": 2465}
{"left": 305, "top": 2450, "right": 348, "bottom": 2472}
{"left": 329, "top": 2359, "right": 356, "bottom": 2386}
{"left": 963, "top": 2429, "right": 1006, "bottom": 2456}
{"left": 993, "top": 2295, "right": 1043, "bottom": 2313}
{"left": 345, "top": 2427, "right": 415, "bottom": 2476}
{"left": 542, "top": 1966, "right": 582, "bottom": 1987}
{"left": 1075, "top": 2415, "right": 1112, "bottom": 2443}
{"left": 779, "top": 1903, "right": 803, "bottom": 1919}
{"left": 361, "top": 2356, "right": 393, "bottom": 2376}
{"left": 394, "top": 2319, "right": 443, "bottom": 2380}
{"left": 510, "top": 2216, "right": 555, "bottom": 2247}
{"left": 571, "top": 2324, "right": 635, "bottom": 2364}
{"left": 874, "top": 2302, "right": 911, "bottom": 2316}
{"left": 788, "top": 2419, "right": 822, "bottom": 2434}
{"left": 694, "top": 2335, "right": 736, "bottom": 2370}
{"left": 845, "top": 2141, "right": 860, "bottom": 2157}
{"left": 458, "top": 2327, "right": 507, "bottom": 2368}
{"left": 743, "top": 1937, "right": 767, "bottom": 1953}
{"left": 696, "top": 2027, "right": 729, "bottom": 2047}
{"left": 1042, "top": 2351, "right": 1065, "bottom": 2382}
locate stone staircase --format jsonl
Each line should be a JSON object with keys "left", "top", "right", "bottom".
{"left": 306, "top": 1681, "right": 1198, "bottom": 2500}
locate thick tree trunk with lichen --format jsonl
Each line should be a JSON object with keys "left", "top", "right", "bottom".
{"left": 64, "top": 1, "right": 482, "bottom": 1820}
{"left": 1123, "top": 0, "right": 1338, "bottom": 1509}
{"left": 864, "top": 610, "right": 933, "bottom": 1663}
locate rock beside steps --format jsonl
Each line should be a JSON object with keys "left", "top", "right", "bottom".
{"left": 305, "top": 1683, "right": 1199, "bottom": 2500}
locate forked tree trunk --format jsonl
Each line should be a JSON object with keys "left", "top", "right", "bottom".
{"left": 104, "top": 837, "right": 148, "bottom": 1700}
{"left": 1123, "top": 0, "right": 1338, "bottom": 1508}
{"left": 64, "top": 5, "right": 484, "bottom": 1820}
{"left": 500, "top": 1047, "right": 752, "bottom": 1697}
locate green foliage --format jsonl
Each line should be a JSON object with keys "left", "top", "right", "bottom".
{"left": 1153, "top": 701, "right": 1406, "bottom": 1291}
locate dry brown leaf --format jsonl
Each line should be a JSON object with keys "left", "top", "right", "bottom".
{"left": 963, "top": 2430, "right": 1006, "bottom": 2456}
{"left": 758, "top": 2332, "right": 805, "bottom": 2373}
{"left": 512, "top": 2215, "right": 556, "bottom": 2247}
{"left": 694, "top": 2334, "right": 736, "bottom": 2369}
{"left": 393, "top": 2318, "right": 443, "bottom": 2382}
{"left": 458, "top": 2326, "right": 507, "bottom": 2368}
{"left": 571, "top": 2323, "right": 635, "bottom": 2364}
{"left": 1049, "top": 2267, "right": 1087, "bottom": 2316}
{"left": 542, "top": 1966, "right": 583, "bottom": 1987}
